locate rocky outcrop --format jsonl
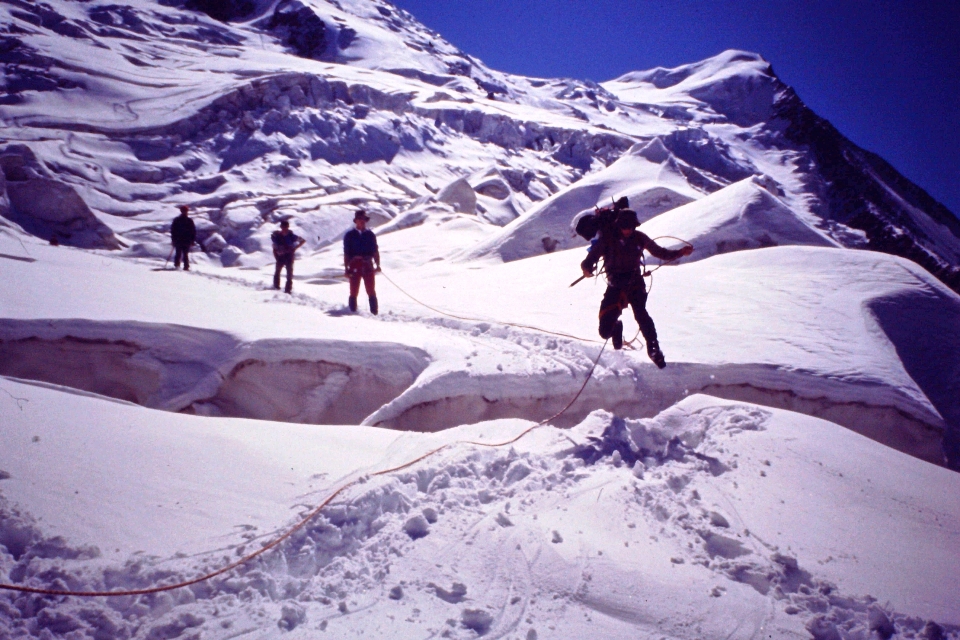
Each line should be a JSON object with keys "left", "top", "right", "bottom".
{"left": 265, "top": 1, "right": 334, "bottom": 60}
{"left": 775, "top": 87, "right": 960, "bottom": 294}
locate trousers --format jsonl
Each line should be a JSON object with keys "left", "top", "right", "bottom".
{"left": 173, "top": 244, "right": 190, "bottom": 269}
{"left": 348, "top": 256, "right": 376, "bottom": 297}
{"left": 274, "top": 254, "right": 294, "bottom": 292}
{"left": 598, "top": 273, "right": 658, "bottom": 346}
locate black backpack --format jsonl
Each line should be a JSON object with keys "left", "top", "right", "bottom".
{"left": 574, "top": 196, "right": 630, "bottom": 241}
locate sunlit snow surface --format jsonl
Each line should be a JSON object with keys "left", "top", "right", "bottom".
{"left": 1, "top": 0, "right": 960, "bottom": 638}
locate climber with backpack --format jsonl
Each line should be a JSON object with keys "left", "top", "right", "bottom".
{"left": 578, "top": 199, "right": 693, "bottom": 368}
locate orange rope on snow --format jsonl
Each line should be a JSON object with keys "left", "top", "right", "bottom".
{"left": 0, "top": 341, "right": 608, "bottom": 598}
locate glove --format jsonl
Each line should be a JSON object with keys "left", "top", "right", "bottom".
{"left": 680, "top": 245, "right": 694, "bottom": 257}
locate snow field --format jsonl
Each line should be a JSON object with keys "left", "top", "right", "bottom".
{"left": 3, "top": 385, "right": 958, "bottom": 638}
{"left": 2, "top": 1, "right": 960, "bottom": 637}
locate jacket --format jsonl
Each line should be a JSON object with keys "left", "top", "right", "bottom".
{"left": 170, "top": 214, "right": 196, "bottom": 247}
{"left": 343, "top": 228, "right": 378, "bottom": 260}
{"left": 272, "top": 230, "right": 303, "bottom": 257}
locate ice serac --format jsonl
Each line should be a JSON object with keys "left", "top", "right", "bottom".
{"left": 461, "top": 138, "right": 704, "bottom": 263}
{"left": 605, "top": 49, "right": 960, "bottom": 293}
{"left": 639, "top": 175, "right": 839, "bottom": 263}
{"left": 0, "top": 2, "right": 956, "bottom": 293}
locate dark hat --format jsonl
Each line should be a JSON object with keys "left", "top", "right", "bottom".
{"left": 354, "top": 209, "right": 370, "bottom": 221}
{"left": 616, "top": 209, "right": 639, "bottom": 229}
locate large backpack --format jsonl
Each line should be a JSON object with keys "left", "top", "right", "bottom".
{"left": 574, "top": 196, "right": 630, "bottom": 241}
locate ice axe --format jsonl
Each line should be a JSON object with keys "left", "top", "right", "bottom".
{"left": 569, "top": 274, "right": 589, "bottom": 287}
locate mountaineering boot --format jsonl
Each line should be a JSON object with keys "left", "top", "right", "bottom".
{"left": 369, "top": 296, "right": 378, "bottom": 315}
{"left": 348, "top": 296, "right": 357, "bottom": 312}
{"left": 612, "top": 321, "right": 623, "bottom": 350}
{"left": 647, "top": 340, "right": 666, "bottom": 369}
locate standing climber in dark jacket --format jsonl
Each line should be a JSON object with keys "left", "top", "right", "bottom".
{"left": 581, "top": 209, "right": 693, "bottom": 367}
{"left": 170, "top": 204, "right": 197, "bottom": 270}
{"left": 343, "top": 209, "right": 380, "bottom": 314}
{"left": 271, "top": 220, "right": 306, "bottom": 293}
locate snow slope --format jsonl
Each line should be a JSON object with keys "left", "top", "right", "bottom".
{"left": 3, "top": 187, "right": 960, "bottom": 635}
{"left": 638, "top": 175, "right": 839, "bottom": 263}
{"left": 3, "top": 379, "right": 959, "bottom": 639}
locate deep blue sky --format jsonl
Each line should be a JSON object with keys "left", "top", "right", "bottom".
{"left": 391, "top": 0, "right": 960, "bottom": 219}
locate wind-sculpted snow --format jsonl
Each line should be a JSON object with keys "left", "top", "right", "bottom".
{"left": 867, "top": 288, "right": 960, "bottom": 469}
{"left": 2, "top": 389, "right": 959, "bottom": 638}
{"left": 639, "top": 176, "right": 839, "bottom": 263}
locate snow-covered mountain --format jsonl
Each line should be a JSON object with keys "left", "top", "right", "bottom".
{"left": 2, "top": 0, "right": 958, "bottom": 282}
{"left": 2, "top": 1, "right": 960, "bottom": 639}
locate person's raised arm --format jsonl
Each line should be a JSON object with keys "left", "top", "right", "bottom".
{"left": 642, "top": 234, "right": 692, "bottom": 261}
